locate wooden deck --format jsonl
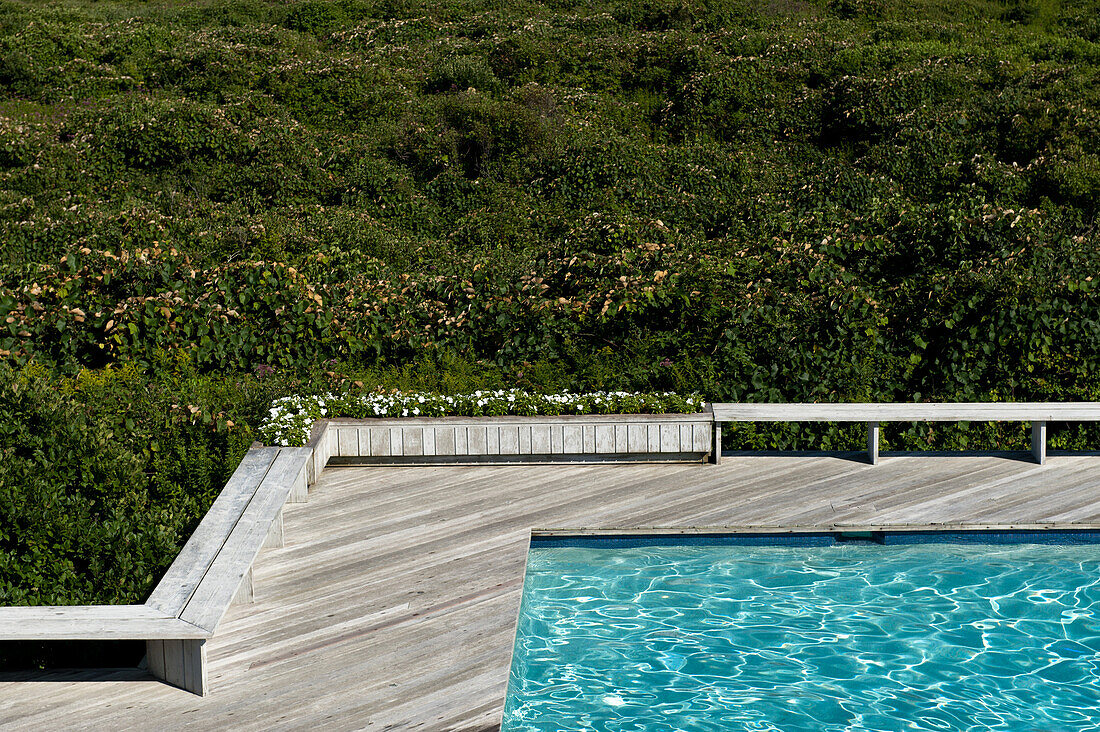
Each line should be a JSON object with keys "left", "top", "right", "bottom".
{"left": 3, "top": 452, "right": 1100, "bottom": 730}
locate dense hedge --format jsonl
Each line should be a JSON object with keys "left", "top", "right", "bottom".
{"left": 2, "top": 0, "right": 1100, "bottom": 610}
{"left": 0, "top": 361, "right": 256, "bottom": 608}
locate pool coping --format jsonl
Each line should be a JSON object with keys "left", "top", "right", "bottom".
{"left": 530, "top": 523, "right": 1100, "bottom": 537}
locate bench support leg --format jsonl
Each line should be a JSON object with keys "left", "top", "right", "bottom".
{"left": 867, "top": 422, "right": 879, "bottom": 465}
{"left": 1032, "top": 421, "right": 1046, "bottom": 465}
{"left": 711, "top": 421, "right": 721, "bottom": 465}
{"left": 146, "top": 638, "right": 208, "bottom": 696}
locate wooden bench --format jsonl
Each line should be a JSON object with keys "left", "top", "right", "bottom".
{"left": 710, "top": 402, "right": 1100, "bottom": 465}
{"left": 0, "top": 443, "right": 321, "bottom": 695}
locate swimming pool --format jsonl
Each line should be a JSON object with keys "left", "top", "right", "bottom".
{"left": 502, "top": 530, "right": 1100, "bottom": 731}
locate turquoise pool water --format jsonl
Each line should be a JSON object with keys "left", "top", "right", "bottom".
{"left": 502, "top": 535, "right": 1100, "bottom": 731}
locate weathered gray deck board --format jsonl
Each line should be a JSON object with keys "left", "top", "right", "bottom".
{"left": 2, "top": 454, "right": 1100, "bottom": 730}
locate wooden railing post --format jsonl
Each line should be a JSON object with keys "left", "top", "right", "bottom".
{"left": 867, "top": 422, "right": 879, "bottom": 465}
{"left": 1032, "top": 421, "right": 1046, "bottom": 465}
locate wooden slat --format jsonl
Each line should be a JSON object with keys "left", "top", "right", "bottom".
{"left": 1032, "top": 421, "right": 1047, "bottom": 464}
{"left": 436, "top": 427, "right": 456, "bottom": 456}
{"left": 0, "top": 609, "right": 207, "bottom": 640}
{"left": 182, "top": 639, "right": 207, "bottom": 695}
{"left": 337, "top": 428, "right": 357, "bottom": 457}
{"left": 402, "top": 427, "right": 424, "bottom": 456}
{"left": 370, "top": 427, "right": 390, "bottom": 457}
{"left": 0, "top": 604, "right": 165, "bottom": 621}
{"left": 499, "top": 426, "right": 519, "bottom": 455}
{"left": 660, "top": 424, "right": 678, "bottom": 452}
{"left": 531, "top": 425, "right": 549, "bottom": 453}
{"left": 468, "top": 426, "right": 486, "bottom": 455}
{"left": 263, "top": 511, "right": 284, "bottom": 549}
{"left": 233, "top": 567, "right": 254, "bottom": 605}
{"left": 679, "top": 423, "right": 693, "bottom": 452}
{"left": 562, "top": 425, "right": 582, "bottom": 453}
{"left": 327, "top": 414, "right": 712, "bottom": 426}
{"left": 162, "top": 640, "right": 185, "bottom": 689}
{"left": 712, "top": 402, "right": 1100, "bottom": 422}
{"left": 305, "top": 421, "right": 329, "bottom": 485}
{"left": 615, "top": 424, "right": 628, "bottom": 452}
{"left": 145, "top": 639, "right": 165, "bottom": 680}
{"left": 595, "top": 425, "right": 614, "bottom": 453}
{"left": 690, "top": 422, "right": 708, "bottom": 451}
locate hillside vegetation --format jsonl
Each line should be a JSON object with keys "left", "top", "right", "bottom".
{"left": 1, "top": 0, "right": 1099, "bottom": 609}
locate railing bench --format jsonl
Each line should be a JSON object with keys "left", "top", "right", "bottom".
{"left": 710, "top": 402, "right": 1100, "bottom": 465}
{"left": 0, "top": 444, "right": 321, "bottom": 696}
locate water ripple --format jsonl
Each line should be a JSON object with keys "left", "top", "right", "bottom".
{"left": 503, "top": 543, "right": 1100, "bottom": 731}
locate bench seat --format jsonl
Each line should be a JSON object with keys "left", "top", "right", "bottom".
{"left": 710, "top": 402, "right": 1100, "bottom": 465}
{"left": 0, "top": 444, "right": 317, "bottom": 695}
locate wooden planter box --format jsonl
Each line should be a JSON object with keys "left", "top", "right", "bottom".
{"left": 325, "top": 413, "right": 714, "bottom": 464}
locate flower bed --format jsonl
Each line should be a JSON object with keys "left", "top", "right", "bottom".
{"left": 259, "top": 390, "right": 705, "bottom": 447}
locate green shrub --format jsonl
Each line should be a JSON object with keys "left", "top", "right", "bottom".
{"left": 284, "top": 0, "right": 347, "bottom": 34}
{"left": 0, "top": 358, "right": 260, "bottom": 609}
{"left": 425, "top": 55, "right": 501, "bottom": 95}
{"left": 0, "top": 363, "right": 168, "bottom": 606}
